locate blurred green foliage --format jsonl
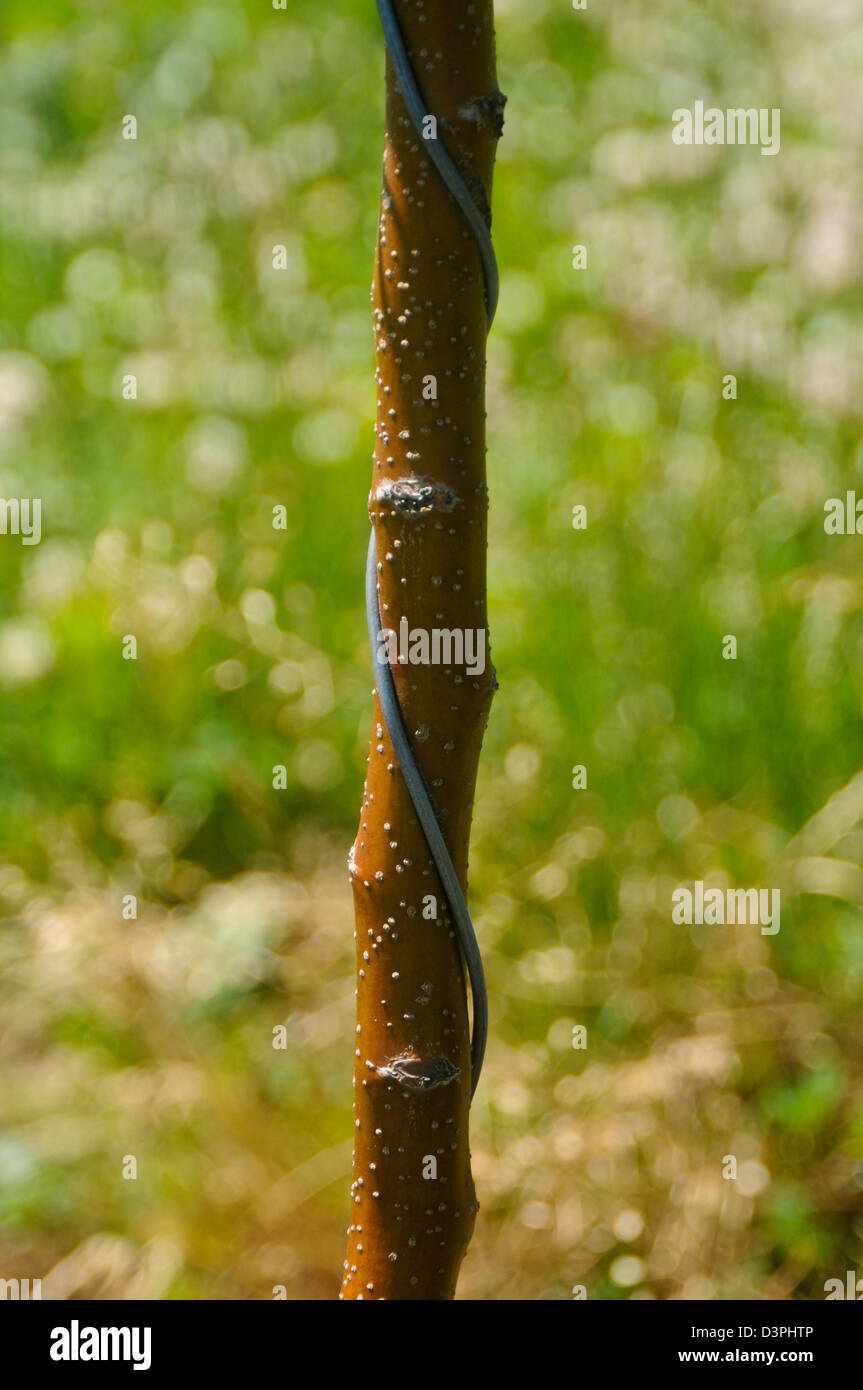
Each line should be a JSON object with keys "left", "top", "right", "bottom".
{"left": 0, "top": 0, "right": 862, "bottom": 1299}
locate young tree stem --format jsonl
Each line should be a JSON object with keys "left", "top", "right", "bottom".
{"left": 342, "top": 0, "right": 503, "bottom": 1301}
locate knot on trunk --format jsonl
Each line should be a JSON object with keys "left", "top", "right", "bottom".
{"left": 458, "top": 90, "right": 507, "bottom": 138}
{"left": 372, "top": 477, "right": 461, "bottom": 517}
{"left": 376, "top": 1053, "right": 461, "bottom": 1091}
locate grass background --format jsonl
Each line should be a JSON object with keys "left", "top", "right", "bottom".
{"left": 0, "top": 0, "right": 862, "bottom": 1299}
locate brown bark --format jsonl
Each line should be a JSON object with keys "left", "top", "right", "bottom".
{"left": 341, "top": 0, "right": 502, "bottom": 1300}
